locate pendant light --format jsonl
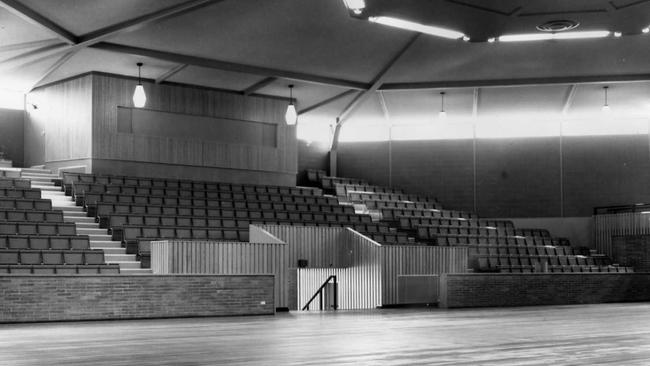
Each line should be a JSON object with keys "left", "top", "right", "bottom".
{"left": 285, "top": 84, "right": 298, "bottom": 125}
{"left": 438, "top": 91, "right": 447, "bottom": 118}
{"left": 133, "top": 62, "right": 147, "bottom": 108}
{"left": 601, "top": 86, "right": 610, "bottom": 113}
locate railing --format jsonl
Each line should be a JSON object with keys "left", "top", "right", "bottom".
{"left": 301, "top": 275, "right": 338, "bottom": 311}
{"left": 594, "top": 203, "right": 650, "bottom": 215}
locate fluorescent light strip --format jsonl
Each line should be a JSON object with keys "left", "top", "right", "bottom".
{"left": 368, "top": 16, "right": 465, "bottom": 39}
{"left": 499, "top": 30, "right": 610, "bottom": 42}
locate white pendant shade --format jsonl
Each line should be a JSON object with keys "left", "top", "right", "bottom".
{"left": 285, "top": 104, "right": 297, "bottom": 125}
{"left": 133, "top": 84, "right": 146, "bottom": 108}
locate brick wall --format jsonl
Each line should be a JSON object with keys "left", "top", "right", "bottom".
{"left": 612, "top": 235, "right": 650, "bottom": 272}
{"left": 0, "top": 274, "right": 274, "bottom": 323}
{"left": 439, "top": 273, "right": 650, "bottom": 308}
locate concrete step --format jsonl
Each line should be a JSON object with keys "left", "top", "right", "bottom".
{"left": 107, "top": 261, "right": 142, "bottom": 269}
{"left": 31, "top": 180, "right": 55, "bottom": 186}
{"left": 35, "top": 186, "right": 62, "bottom": 193}
{"left": 21, "top": 174, "right": 58, "bottom": 180}
{"left": 63, "top": 211, "right": 89, "bottom": 218}
{"left": 65, "top": 215, "right": 94, "bottom": 223}
{"left": 54, "top": 205, "right": 83, "bottom": 212}
{"left": 91, "top": 240, "right": 122, "bottom": 248}
{"left": 21, "top": 169, "right": 53, "bottom": 175}
{"left": 75, "top": 221, "right": 99, "bottom": 228}
{"left": 120, "top": 268, "right": 152, "bottom": 275}
{"left": 95, "top": 247, "right": 126, "bottom": 255}
{"left": 77, "top": 228, "right": 108, "bottom": 235}
{"left": 105, "top": 254, "right": 136, "bottom": 262}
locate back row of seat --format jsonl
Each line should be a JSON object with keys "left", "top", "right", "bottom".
{"left": 0, "top": 222, "right": 76, "bottom": 236}
{"left": 363, "top": 199, "right": 440, "bottom": 211}
{"left": 0, "top": 249, "right": 106, "bottom": 266}
{"left": 381, "top": 208, "right": 478, "bottom": 221}
{"left": 0, "top": 188, "right": 41, "bottom": 199}
{"left": 334, "top": 183, "right": 404, "bottom": 197}
{"left": 416, "top": 226, "right": 551, "bottom": 242}
{"left": 320, "top": 175, "right": 366, "bottom": 190}
{"left": 84, "top": 193, "right": 338, "bottom": 216}
{"left": 0, "top": 198, "right": 52, "bottom": 211}
{"left": 468, "top": 245, "right": 580, "bottom": 257}
{"left": 435, "top": 235, "right": 560, "bottom": 246}
{"left": 347, "top": 192, "right": 438, "bottom": 205}
{"left": 398, "top": 216, "right": 514, "bottom": 230}
{"left": 0, "top": 264, "right": 120, "bottom": 274}
{"left": 63, "top": 172, "right": 321, "bottom": 197}
{"left": 475, "top": 255, "right": 628, "bottom": 273}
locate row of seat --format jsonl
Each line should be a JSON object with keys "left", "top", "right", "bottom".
{"left": 0, "top": 249, "right": 106, "bottom": 265}
{"left": 474, "top": 255, "right": 611, "bottom": 269}
{"left": 94, "top": 201, "right": 353, "bottom": 220}
{"left": 0, "top": 222, "right": 76, "bottom": 236}
{"left": 306, "top": 169, "right": 327, "bottom": 184}
{"left": 0, "top": 188, "right": 41, "bottom": 199}
{"left": 364, "top": 232, "right": 416, "bottom": 245}
{"left": 0, "top": 264, "right": 120, "bottom": 274}
{"left": 483, "top": 263, "right": 632, "bottom": 274}
{"left": 0, "top": 169, "right": 20, "bottom": 178}
{"left": 398, "top": 216, "right": 514, "bottom": 230}
{"left": 105, "top": 211, "right": 372, "bottom": 230}
{"left": 348, "top": 192, "right": 438, "bottom": 205}
{"left": 113, "top": 225, "right": 250, "bottom": 245}
{"left": 363, "top": 199, "right": 441, "bottom": 211}
{"left": 83, "top": 192, "right": 338, "bottom": 213}
{"left": 435, "top": 235, "right": 560, "bottom": 247}
{"left": 321, "top": 176, "right": 366, "bottom": 190}
{"left": 0, "top": 209, "right": 63, "bottom": 223}
{"left": 468, "top": 245, "right": 580, "bottom": 257}
{"left": 72, "top": 183, "right": 326, "bottom": 205}
{"left": 0, "top": 178, "right": 30, "bottom": 189}
{"left": 63, "top": 172, "right": 321, "bottom": 197}
{"left": 0, "top": 198, "right": 52, "bottom": 211}
{"left": 381, "top": 208, "right": 478, "bottom": 220}
{"left": 334, "top": 183, "right": 404, "bottom": 197}
{"left": 416, "top": 226, "right": 552, "bottom": 241}
{"left": 0, "top": 235, "right": 90, "bottom": 250}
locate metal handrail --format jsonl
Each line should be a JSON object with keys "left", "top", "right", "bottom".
{"left": 301, "top": 275, "right": 338, "bottom": 311}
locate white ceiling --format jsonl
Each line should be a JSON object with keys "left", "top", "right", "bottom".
{"left": 2, "top": 0, "right": 650, "bottom": 126}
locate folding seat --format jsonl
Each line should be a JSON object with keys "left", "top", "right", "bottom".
{"left": 35, "top": 223, "right": 56, "bottom": 235}
{"left": 32, "top": 265, "right": 57, "bottom": 274}
{"left": 19, "top": 250, "right": 41, "bottom": 265}
{"left": 559, "top": 256, "right": 569, "bottom": 266}
{"left": 63, "top": 251, "right": 84, "bottom": 265}
{"left": 249, "top": 211, "right": 263, "bottom": 219}
{"left": 176, "top": 228, "right": 192, "bottom": 239}
{"left": 42, "top": 250, "right": 64, "bottom": 265}
{"left": 0, "top": 236, "right": 6, "bottom": 249}
{"left": 313, "top": 213, "right": 325, "bottom": 222}
{"left": 207, "top": 228, "right": 223, "bottom": 239}
{"left": 7, "top": 210, "right": 26, "bottom": 221}
{"left": 45, "top": 211, "right": 64, "bottom": 222}
{"left": 57, "top": 223, "right": 76, "bottom": 235}
{"left": 0, "top": 222, "right": 16, "bottom": 234}
{"left": 15, "top": 199, "right": 34, "bottom": 210}
{"left": 488, "top": 247, "right": 498, "bottom": 256}
{"left": 8, "top": 236, "right": 29, "bottom": 249}
{"left": 9, "top": 265, "right": 32, "bottom": 274}
{"left": 567, "top": 256, "right": 578, "bottom": 266}
{"left": 77, "top": 265, "right": 100, "bottom": 274}
{"left": 140, "top": 227, "right": 157, "bottom": 238}
{"left": 29, "top": 236, "right": 49, "bottom": 250}
{"left": 159, "top": 228, "right": 175, "bottom": 238}
{"left": 99, "top": 264, "right": 120, "bottom": 274}
{"left": 49, "top": 236, "right": 71, "bottom": 250}
{"left": 177, "top": 217, "right": 192, "bottom": 226}
{"left": 224, "top": 229, "right": 239, "bottom": 241}
{"left": 487, "top": 237, "right": 498, "bottom": 245}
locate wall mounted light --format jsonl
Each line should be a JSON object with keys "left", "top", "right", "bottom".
{"left": 132, "top": 62, "right": 146, "bottom": 108}
{"left": 602, "top": 86, "right": 611, "bottom": 113}
{"left": 285, "top": 84, "right": 298, "bottom": 125}
{"left": 438, "top": 91, "right": 447, "bottom": 118}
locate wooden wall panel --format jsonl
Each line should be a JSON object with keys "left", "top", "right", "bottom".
{"left": 0, "top": 108, "right": 24, "bottom": 167}
{"left": 593, "top": 213, "right": 650, "bottom": 256}
{"left": 91, "top": 73, "right": 297, "bottom": 182}
{"left": 25, "top": 75, "right": 92, "bottom": 166}
{"left": 150, "top": 240, "right": 288, "bottom": 309}
{"left": 381, "top": 246, "right": 468, "bottom": 305}
{"left": 297, "top": 229, "right": 382, "bottom": 310}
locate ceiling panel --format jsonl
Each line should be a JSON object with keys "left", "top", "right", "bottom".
{"left": 165, "top": 66, "right": 265, "bottom": 92}
{"left": 0, "top": 7, "right": 54, "bottom": 45}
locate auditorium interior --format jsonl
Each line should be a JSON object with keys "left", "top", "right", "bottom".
{"left": 1, "top": 0, "right": 650, "bottom": 364}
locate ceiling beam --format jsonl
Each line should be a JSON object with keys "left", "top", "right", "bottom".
{"left": 378, "top": 91, "right": 391, "bottom": 122}
{"left": 0, "top": 43, "right": 69, "bottom": 72}
{"left": 3, "top": 0, "right": 223, "bottom": 73}
{"left": 337, "top": 34, "right": 420, "bottom": 124}
{"left": 76, "top": 0, "right": 222, "bottom": 47}
{"left": 0, "top": 0, "right": 77, "bottom": 44}
{"left": 156, "top": 64, "right": 187, "bottom": 84}
{"left": 380, "top": 74, "right": 650, "bottom": 90}
{"left": 29, "top": 51, "right": 77, "bottom": 91}
{"left": 91, "top": 42, "right": 370, "bottom": 90}
{"left": 298, "top": 90, "right": 357, "bottom": 115}
{"left": 0, "top": 38, "right": 60, "bottom": 53}
{"left": 241, "top": 77, "right": 277, "bottom": 96}
{"left": 561, "top": 84, "right": 578, "bottom": 115}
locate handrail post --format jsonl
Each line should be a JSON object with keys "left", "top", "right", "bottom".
{"left": 333, "top": 275, "right": 338, "bottom": 310}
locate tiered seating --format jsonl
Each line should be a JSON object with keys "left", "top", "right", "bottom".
{"left": 0, "top": 177, "right": 118, "bottom": 275}
{"left": 306, "top": 169, "right": 326, "bottom": 186}
{"left": 321, "top": 176, "right": 366, "bottom": 191}
{"left": 0, "top": 169, "right": 21, "bottom": 178}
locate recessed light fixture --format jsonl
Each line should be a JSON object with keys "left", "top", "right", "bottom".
{"left": 368, "top": 16, "right": 466, "bottom": 39}
{"left": 342, "top": 0, "right": 365, "bottom": 15}
{"left": 487, "top": 37, "right": 496, "bottom": 43}
{"left": 499, "top": 30, "right": 610, "bottom": 42}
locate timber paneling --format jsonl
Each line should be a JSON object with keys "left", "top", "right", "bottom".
{"left": 91, "top": 73, "right": 297, "bottom": 180}
{"left": 150, "top": 240, "right": 288, "bottom": 309}
{"left": 381, "top": 246, "right": 468, "bottom": 305}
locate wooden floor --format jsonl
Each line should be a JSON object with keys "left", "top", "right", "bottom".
{"left": 1, "top": 303, "right": 650, "bottom": 365}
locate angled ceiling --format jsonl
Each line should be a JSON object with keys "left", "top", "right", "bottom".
{"left": 1, "top": 0, "right": 650, "bottom": 126}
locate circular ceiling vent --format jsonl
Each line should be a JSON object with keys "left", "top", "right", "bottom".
{"left": 536, "top": 20, "right": 580, "bottom": 32}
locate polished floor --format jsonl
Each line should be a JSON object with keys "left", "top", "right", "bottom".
{"left": 1, "top": 303, "right": 650, "bottom": 365}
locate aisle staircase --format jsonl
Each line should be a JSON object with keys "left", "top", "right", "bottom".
{"left": 20, "top": 167, "right": 150, "bottom": 275}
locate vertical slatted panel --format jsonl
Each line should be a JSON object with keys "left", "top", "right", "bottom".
{"left": 297, "top": 229, "right": 382, "bottom": 310}
{"left": 381, "top": 246, "right": 468, "bottom": 306}
{"left": 261, "top": 225, "right": 351, "bottom": 268}
{"left": 594, "top": 213, "right": 650, "bottom": 256}
{"left": 150, "top": 240, "right": 288, "bottom": 308}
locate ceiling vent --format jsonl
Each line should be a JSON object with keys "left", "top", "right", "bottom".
{"left": 536, "top": 20, "right": 580, "bottom": 32}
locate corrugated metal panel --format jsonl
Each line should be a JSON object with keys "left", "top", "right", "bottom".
{"left": 594, "top": 213, "right": 650, "bottom": 256}
{"left": 381, "top": 246, "right": 468, "bottom": 305}
{"left": 260, "top": 225, "right": 352, "bottom": 268}
{"left": 150, "top": 240, "right": 288, "bottom": 308}
{"left": 297, "top": 228, "right": 382, "bottom": 310}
